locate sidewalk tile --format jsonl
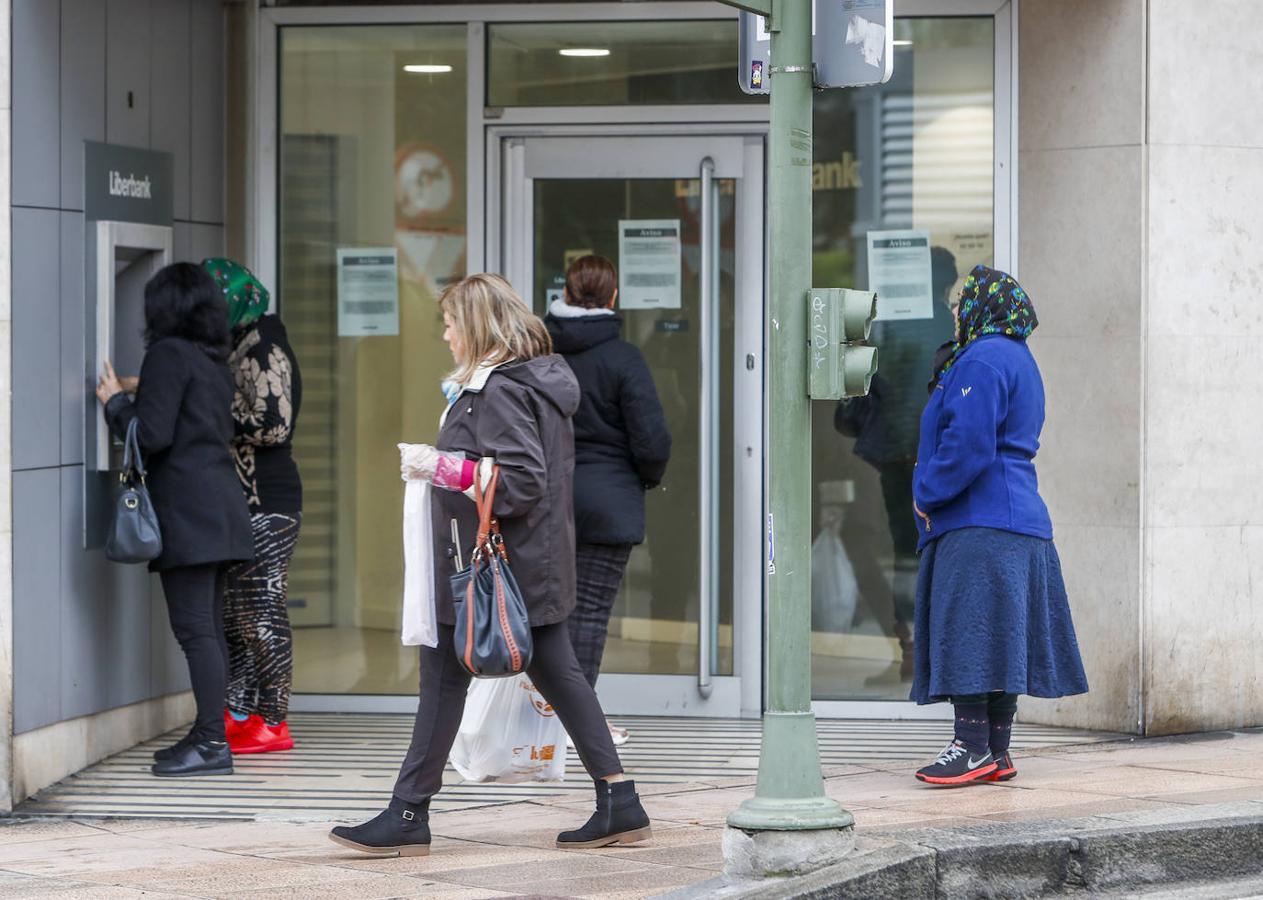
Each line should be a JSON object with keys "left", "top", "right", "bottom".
{"left": 0, "top": 820, "right": 107, "bottom": 845}
{"left": 1028, "top": 766, "right": 1263, "bottom": 798}
{"left": 421, "top": 853, "right": 648, "bottom": 890}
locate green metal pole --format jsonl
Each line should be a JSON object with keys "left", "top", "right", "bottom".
{"left": 727, "top": 0, "right": 853, "bottom": 833}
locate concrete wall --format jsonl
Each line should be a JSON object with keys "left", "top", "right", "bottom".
{"left": 1020, "top": 0, "right": 1263, "bottom": 736}
{"left": 0, "top": 0, "right": 13, "bottom": 813}
{"left": 1019, "top": 0, "right": 1147, "bottom": 734}
{"left": 1141, "top": 0, "right": 1263, "bottom": 734}
{"left": 7, "top": 0, "right": 226, "bottom": 802}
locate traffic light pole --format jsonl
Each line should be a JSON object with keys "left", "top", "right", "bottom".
{"left": 718, "top": 0, "right": 854, "bottom": 866}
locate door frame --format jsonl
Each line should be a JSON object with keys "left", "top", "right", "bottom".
{"left": 491, "top": 126, "right": 767, "bottom": 718}
{"left": 260, "top": 0, "right": 1015, "bottom": 720}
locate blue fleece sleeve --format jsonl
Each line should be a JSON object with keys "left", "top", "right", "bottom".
{"left": 913, "top": 360, "right": 1006, "bottom": 511}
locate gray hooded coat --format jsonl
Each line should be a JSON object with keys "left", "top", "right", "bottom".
{"left": 430, "top": 355, "right": 582, "bottom": 627}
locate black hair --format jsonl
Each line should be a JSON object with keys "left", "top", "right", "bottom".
{"left": 143, "top": 262, "right": 230, "bottom": 361}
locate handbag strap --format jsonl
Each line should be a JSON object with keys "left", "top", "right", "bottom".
{"left": 473, "top": 464, "right": 507, "bottom": 561}
{"left": 121, "top": 419, "right": 147, "bottom": 483}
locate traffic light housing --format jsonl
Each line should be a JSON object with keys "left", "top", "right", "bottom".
{"left": 807, "top": 288, "right": 879, "bottom": 400}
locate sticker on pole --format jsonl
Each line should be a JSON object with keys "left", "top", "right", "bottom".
{"left": 738, "top": 0, "right": 894, "bottom": 95}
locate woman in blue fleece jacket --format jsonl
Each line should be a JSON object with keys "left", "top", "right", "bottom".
{"left": 910, "top": 265, "right": 1087, "bottom": 787}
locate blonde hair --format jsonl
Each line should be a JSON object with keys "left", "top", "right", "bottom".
{"left": 439, "top": 273, "right": 553, "bottom": 385}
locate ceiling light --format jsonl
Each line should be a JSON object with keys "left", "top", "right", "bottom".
{"left": 893, "top": 40, "right": 913, "bottom": 46}
{"left": 404, "top": 64, "right": 453, "bottom": 74}
{"left": 559, "top": 48, "right": 610, "bottom": 58}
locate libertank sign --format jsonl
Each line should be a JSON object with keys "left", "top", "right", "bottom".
{"left": 84, "top": 141, "right": 174, "bottom": 226}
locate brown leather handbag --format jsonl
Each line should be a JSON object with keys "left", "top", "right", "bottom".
{"left": 450, "top": 465, "right": 534, "bottom": 677}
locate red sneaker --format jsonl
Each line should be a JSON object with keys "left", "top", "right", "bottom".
{"left": 230, "top": 719, "right": 294, "bottom": 754}
{"left": 225, "top": 710, "right": 257, "bottom": 741}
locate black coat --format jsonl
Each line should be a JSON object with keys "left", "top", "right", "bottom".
{"left": 106, "top": 337, "right": 254, "bottom": 572}
{"left": 546, "top": 307, "right": 672, "bottom": 546}
{"left": 430, "top": 356, "right": 582, "bottom": 627}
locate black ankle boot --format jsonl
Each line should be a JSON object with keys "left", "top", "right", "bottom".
{"left": 151, "top": 740, "right": 233, "bottom": 777}
{"left": 329, "top": 797, "right": 431, "bottom": 857}
{"left": 153, "top": 730, "right": 196, "bottom": 762}
{"left": 557, "top": 780, "right": 651, "bottom": 849}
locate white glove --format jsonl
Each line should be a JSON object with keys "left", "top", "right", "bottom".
{"left": 399, "top": 443, "right": 471, "bottom": 491}
{"left": 399, "top": 443, "right": 441, "bottom": 482}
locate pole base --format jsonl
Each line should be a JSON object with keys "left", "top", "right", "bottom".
{"left": 722, "top": 821, "right": 856, "bottom": 879}
{"left": 727, "top": 794, "right": 855, "bottom": 833}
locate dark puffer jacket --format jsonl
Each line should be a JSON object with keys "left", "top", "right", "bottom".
{"left": 545, "top": 303, "right": 672, "bottom": 546}
{"left": 430, "top": 356, "right": 582, "bottom": 627}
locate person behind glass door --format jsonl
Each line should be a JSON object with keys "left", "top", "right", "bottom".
{"left": 833, "top": 247, "right": 959, "bottom": 683}
{"left": 545, "top": 255, "right": 673, "bottom": 747}
{"left": 909, "top": 266, "right": 1088, "bottom": 786}
{"left": 203, "top": 259, "right": 304, "bottom": 756}
{"left": 95, "top": 263, "right": 254, "bottom": 778}
{"left": 330, "top": 274, "right": 651, "bottom": 857}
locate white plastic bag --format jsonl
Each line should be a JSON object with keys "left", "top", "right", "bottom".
{"left": 401, "top": 479, "right": 438, "bottom": 647}
{"left": 450, "top": 673, "right": 568, "bottom": 784}
{"left": 811, "top": 528, "right": 859, "bottom": 633}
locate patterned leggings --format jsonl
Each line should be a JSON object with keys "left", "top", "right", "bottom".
{"left": 224, "top": 513, "right": 300, "bottom": 725}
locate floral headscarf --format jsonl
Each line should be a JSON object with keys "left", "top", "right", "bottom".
{"left": 203, "top": 257, "right": 270, "bottom": 332}
{"left": 935, "top": 265, "right": 1038, "bottom": 381}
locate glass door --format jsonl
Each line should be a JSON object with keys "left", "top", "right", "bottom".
{"left": 497, "top": 133, "right": 764, "bottom": 717}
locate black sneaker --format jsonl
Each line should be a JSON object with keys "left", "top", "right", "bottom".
{"left": 915, "top": 741, "right": 998, "bottom": 785}
{"left": 329, "top": 798, "right": 431, "bottom": 857}
{"left": 984, "top": 751, "right": 1017, "bottom": 782}
{"left": 557, "top": 780, "right": 652, "bottom": 849}
{"left": 151, "top": 740, "right": 233, "bottom": 777}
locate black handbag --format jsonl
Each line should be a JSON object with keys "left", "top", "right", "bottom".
{"left": 451, "top": 465, "right": 533, "bottom": 677}
{"left": 105, "top": 419, "right": 163, "bottom": 564}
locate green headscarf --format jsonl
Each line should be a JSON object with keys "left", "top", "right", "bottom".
{"left": 203, "top": 257, "right": 270, "bottom": 331}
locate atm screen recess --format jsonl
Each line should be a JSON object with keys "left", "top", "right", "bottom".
{"left": 82, "top": 142, "right": 175, "bottom": 549}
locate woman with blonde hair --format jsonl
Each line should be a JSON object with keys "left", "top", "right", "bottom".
{"left": 331, "top": 274, "right": 651, "bottom": 857}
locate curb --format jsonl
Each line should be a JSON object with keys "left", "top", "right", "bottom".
{"left": 659, "top": 801, "right": 1263, "bottom": 899}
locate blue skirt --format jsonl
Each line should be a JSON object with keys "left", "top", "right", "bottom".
{"left": 911, "top": 527, "right": 1088, "bottom": 705}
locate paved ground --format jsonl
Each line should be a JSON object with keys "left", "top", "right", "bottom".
{"left": 3, "top": 726, "right": 1263, "bottom": 898}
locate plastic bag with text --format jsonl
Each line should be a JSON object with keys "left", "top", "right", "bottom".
{"left": 449, "top": 673, "right": 568, "bottom": 784}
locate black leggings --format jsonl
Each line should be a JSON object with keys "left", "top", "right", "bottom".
{"left": 394, "top": 622, "right": 624, "bottom": 804}
{"left": 159, "top": 564, "right": 229, "bottom": 743}
{"left": 953, "top": 691, "right": 1020, "bottom": 715}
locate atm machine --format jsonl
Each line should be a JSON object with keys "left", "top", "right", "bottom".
{"left": 82, "top": 142, "right": 175, "bottom": 548}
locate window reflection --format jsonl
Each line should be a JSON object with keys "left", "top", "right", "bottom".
{"left": 280, "top": 26, "right": 468, "bottom": 695}
{"left": 811, "top": 17, "right": 995, "bottom": 701}
{"left": 488, "top": 22, "right": 762, "bottom": 107}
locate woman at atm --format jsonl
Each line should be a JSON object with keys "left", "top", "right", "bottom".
{"left": 203, "top": 258, "right": 303, "bottom": 757}
{"left": 96, "top": 262, "right": 253, "bottom": 778}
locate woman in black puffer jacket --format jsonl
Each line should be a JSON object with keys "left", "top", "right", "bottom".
{"left": 546, "top": 256, "right": 672, "bottom": 745}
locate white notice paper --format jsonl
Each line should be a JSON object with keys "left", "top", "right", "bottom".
{"left": 338, "top": 248, "right": 400, "bottom": 337}
{"left": 618, "top": 220, "right": 682, "bottom": 310}
{"left": 866, "top": 230, "right": 933, "bottom": 321}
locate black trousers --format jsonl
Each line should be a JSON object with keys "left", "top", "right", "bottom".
{"left": 160, "top": 563, "right": 229, "bottom": 742}
{"left": 394, "top": 622, "right": 624, "bottom": 804}
{"left": 568, "top": 543, "right": 634, "bottom": 687}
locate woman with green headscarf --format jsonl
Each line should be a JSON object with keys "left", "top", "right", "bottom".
{"left": 203, "top": 258, "right": 304, "bottom": 755}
